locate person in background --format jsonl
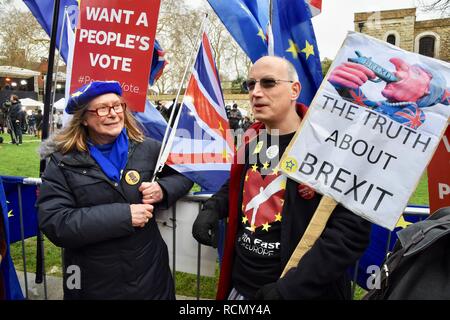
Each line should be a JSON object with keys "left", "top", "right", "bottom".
{"left": 228, "top": 103, "right": 242, "bottom": 131}
{"left": 7, "top": 95, "right": 24, "bottom": 145}
{"left": 35, "top": 109, "right": 43, "bottom": 138}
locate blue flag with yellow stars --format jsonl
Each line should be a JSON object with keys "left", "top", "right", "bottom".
{"left": 207, "top": 0, "right": 269, "bottom": 62}
{"left": 0, "top": 177, "right": 24, "bottom": 300}
{"left": 1, "top": 176, "right": 39, "bottom": 244}
{"left": 271, "top": 0, "right": 323, "bottom": 106}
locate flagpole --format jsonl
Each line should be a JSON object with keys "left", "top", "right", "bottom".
{"left": 50, "top": 6, "right": 68, "bottom": 134}
{"left": 269, "top": 0, "right": 273, "bottom": 25}
{"left": 268, "top": 0, "right": 274, "bottom": 56}
{"left": 37, "top": 0, "right": 61, "bottom": 288}
{"left": 151, "top": 13, "right": 209, "bottom": 182}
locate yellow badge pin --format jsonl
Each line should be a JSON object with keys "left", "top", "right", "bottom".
{"left": 125, "top": 170, "right": 140, "bottom": 185}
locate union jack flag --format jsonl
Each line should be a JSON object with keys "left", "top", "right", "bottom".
{"left": 165, "top": 33, "right": 234, "bottom": 192}
{"left": 306, "top": 0, "right": 322, "bottom": 17}
{"left": 394, "top": 105, "right": 426, "bottom": 129}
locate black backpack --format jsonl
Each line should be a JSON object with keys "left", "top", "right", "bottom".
{"left": 364, "top": 207, "right": 450, "bottom": 300}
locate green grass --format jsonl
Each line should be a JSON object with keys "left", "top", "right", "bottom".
{"left": 0, "top": 134, "right": 41, "bottom": 178}
{"left": 1, "top": 135, "right": 430, "bottom": 299}
{"left": 408, "top": 172, "right": 429, "bottom": 205}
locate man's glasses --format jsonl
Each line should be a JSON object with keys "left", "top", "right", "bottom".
{"left": 86, "top": 102, "right": 126, "bottom": 117}
{"left": 242, "top": 78, "right": 294, "bottom": 92}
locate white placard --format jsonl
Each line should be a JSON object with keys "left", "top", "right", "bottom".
{"left": 281, "top": 32, "right": 450, "bottom": 230}
{"left": 158, "top": 199, "right": 217, "bottom": 277}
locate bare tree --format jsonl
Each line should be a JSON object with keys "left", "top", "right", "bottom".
{"left": 0, "top": 7, "right": 49, "bottom": 68}
{"left": 154, "top": 0, "right": 250, "bottom": 94}
{"left": 418, "top": 0, "right": 450, "bottom": 16}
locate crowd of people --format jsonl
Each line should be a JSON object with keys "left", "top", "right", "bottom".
{"left": 0, "top": 94, "right": 62, "bottom": 145}
{"left": 154, "top": 99, "right": 254, "bottom": 133}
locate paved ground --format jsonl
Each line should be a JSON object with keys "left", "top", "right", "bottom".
{"left": 17, "top": 272, "right": 63, "bottom": 300}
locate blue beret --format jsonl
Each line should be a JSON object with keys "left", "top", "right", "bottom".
{"left": 65, "top": 81, "right": 122, "bottom": 114}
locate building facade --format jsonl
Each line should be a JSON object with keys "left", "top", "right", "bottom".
{"left": 354, "top": 8, "right": 449, "bottom": 62}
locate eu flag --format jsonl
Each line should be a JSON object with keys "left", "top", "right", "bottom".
{"left": 1, "top": 176, "right": 39, "bottom": 244}
{"left": 207, "top": 0, "right": 269, "bottom": 62}
{"left": 23, "top": 0, "right": 78, "bottom": 63}
{"left": 271, "top": 0, "right": 323, "bottom": 106}
{"left": 0, "top": 177, "right": 24, "bottom": 300}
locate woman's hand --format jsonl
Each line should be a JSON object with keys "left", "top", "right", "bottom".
{"left": 130, "top": 204, "right": 154, "bottom": 228}
{"left": 139, "top": 182, "right": 164, "bottom": 204}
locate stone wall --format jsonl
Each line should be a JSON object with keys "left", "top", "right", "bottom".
{"left": 354, "top": 7, "right": 450, "bottom": 62}
{"left": 354, "top": 8, "right": 416, "bottom": 52}
{"left": 415, "top": 19, "right": 450, "bottom": 62}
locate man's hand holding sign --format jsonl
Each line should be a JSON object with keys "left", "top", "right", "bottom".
{"left": 280, "top": 32, "right": 450, "bottom": 275}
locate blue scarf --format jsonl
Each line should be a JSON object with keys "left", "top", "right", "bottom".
{"left": 88, "top": 129, "right": 129, "bottom": 183}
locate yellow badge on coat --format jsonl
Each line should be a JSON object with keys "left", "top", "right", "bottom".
{"left": 125, "top": 170, "right": 140, "bottom": 185}
{"left": 253, "top": 141, "right": 264, "bottom": 154}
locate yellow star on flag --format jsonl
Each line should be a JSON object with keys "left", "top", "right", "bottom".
{"left": 222, "top": 149, "right": 228, "bottom": 160}
{"left": 275, "top": 213, "right": 282, "bottom": 222}
{"left": 272, "top": 166, "right": 280, "bottom": 175}
{"left": 301, "top": 40, "right": 315, "bottom": 60}
{"left": 257, "top": 28, "right": 266, "bottom": 42}
{"left": 280, "top": 199, "right": 285, "bottom": 206}
{"left": 251, "top": 164, "right": 258, "bottom": 172}
{"left": 245, "top": 174, "right": 249, "bottom": 182}
{"left": 280, "top": 179, "right": 286, "bottom": 190}
{"left": 249, "top": 224, "right": 256, "bottom": 232}
{"left": 242, "top": 215, "right": 248, "bottom": 224}
{"left": 262, "top": 161, "right": 270, "bottom": 170}
{"left": 396, "top": 215, "right": 412, "bottom": 229}
{"left": 262, "top": 222, "right": 271, "bottom": 232}
{"left": 8, "top": 210, "right": 14, "bottom": 218}
{"left": 286, "top": 39, "right": 300, "bottom": 59}
{"left": 242, "top": 204, "right": 245, "bottom": 211}
{"left": 218, "top": 121, "right": 224, "bottom": 132}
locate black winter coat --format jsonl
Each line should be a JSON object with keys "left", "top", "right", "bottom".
{"left": 214, "top": 177, "right": 372, "bottom": 300}
{"left": 8, "top": 102, "right": 23, "bottom": 122}
{"left": 38, "top": 138, "right": 193, "bottom": 300}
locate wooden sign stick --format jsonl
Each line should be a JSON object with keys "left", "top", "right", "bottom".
{"left": 281, "top": 195, "right": 337, "bottom": 277}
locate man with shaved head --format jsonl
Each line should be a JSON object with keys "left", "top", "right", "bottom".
{"left": 193, "top": 56, "right": 371, "bottom": 300}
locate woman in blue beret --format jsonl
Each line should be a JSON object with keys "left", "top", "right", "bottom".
{"left": 38, "top": 81, "right": 193, "bottom": 300}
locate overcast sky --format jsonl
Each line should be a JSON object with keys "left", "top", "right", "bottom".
{"left": 15, "top": 0, "right": 444, "bottom": 60}
{"left": 188, "top": 0, "right": 442, "bottom": 59}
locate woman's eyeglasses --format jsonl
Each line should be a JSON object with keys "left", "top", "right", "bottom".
{"left": 86, "top": 102, "right": 126, "bottom": 117}
{"left": 242, "top": 78, "right": 294, "bottom": 92}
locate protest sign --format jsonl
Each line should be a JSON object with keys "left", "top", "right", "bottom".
{"left": 70, "top": 0, "right": 161, "bottom": 111}
{"left": 428, "top": 125, "right": 450, "bottom": 213}
{"left": 280, "top": 32, "right": 450, "bottom": 230}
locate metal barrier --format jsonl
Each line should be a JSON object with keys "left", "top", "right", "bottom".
{"left": 3, "top": 176, "right": 216, "bottom": 300}
{"left": 2, "top": 175, "right": 431, "bottom": 300}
